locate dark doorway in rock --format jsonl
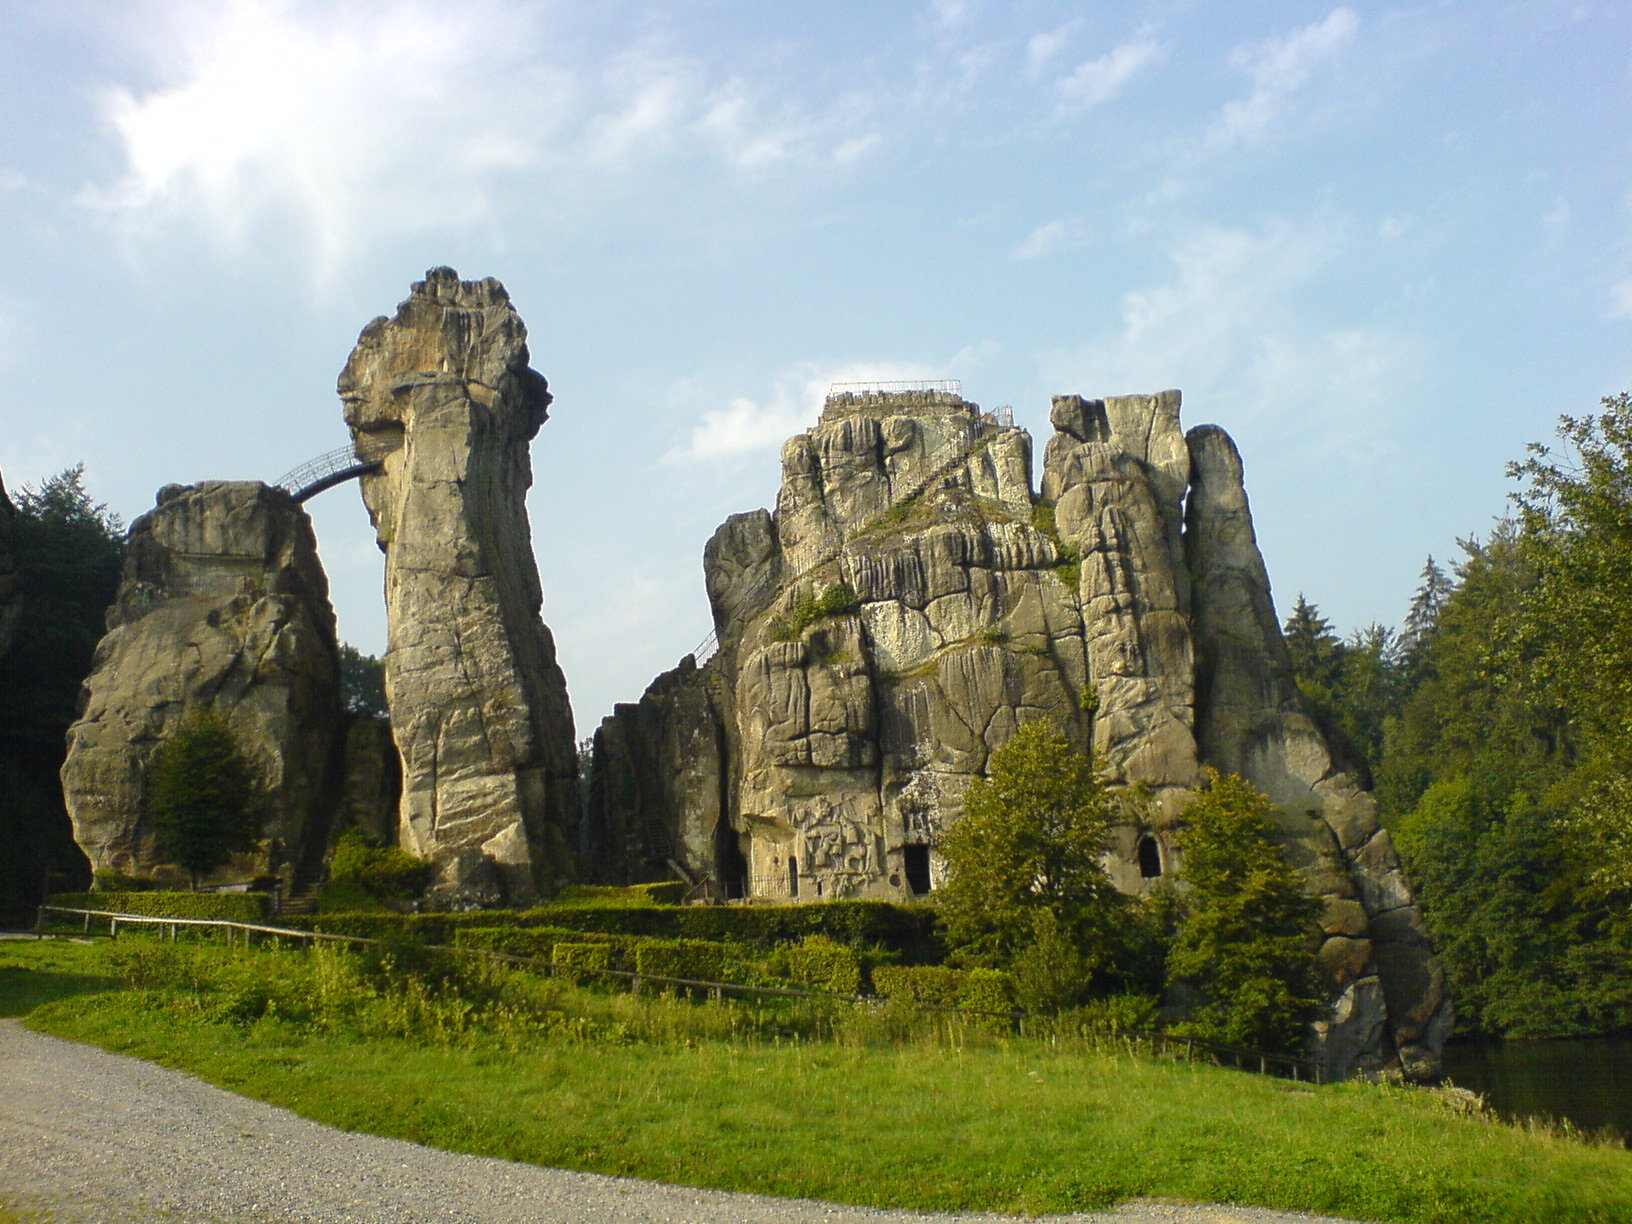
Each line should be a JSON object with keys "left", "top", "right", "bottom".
{"left": 1137, "top": 834, "right": 1162, "bottom": 879}
{"left": 789, "top": 855, "right": 799, "bottom": 898}
{"left": 903, "top": 844, "right": 932, "bottom": 895}
{"left": 715, "top": 820, "right": 748, "bottom": 900}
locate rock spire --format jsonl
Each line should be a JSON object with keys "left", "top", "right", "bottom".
{"left": 339, "top": 268, "right": 578, "bottom": 904}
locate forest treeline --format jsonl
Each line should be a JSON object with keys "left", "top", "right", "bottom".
{"left": 1287, "top": 391, "right": 1632, "bottom": 1038}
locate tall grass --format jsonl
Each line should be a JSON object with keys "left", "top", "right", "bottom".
{"left": 6, "top": 936, "right": 1632, "bottom": 1223}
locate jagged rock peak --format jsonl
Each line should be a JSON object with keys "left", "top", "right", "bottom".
{"left": 339, "top": 269, "right": 578, "bottom": 906}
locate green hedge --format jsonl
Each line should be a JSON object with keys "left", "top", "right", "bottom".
{"left": 872, "top": 965, "right": 966, "bottom": 1007}
{"left": 453, "top": 925, "right": 635, "bottom": 964}
{"left": 553, "top": 942, "right": 614, "bottom": 983}
{"left": 784, "top": 940, "right": 863, "bottom": 995}
{"left": 552, "top": 882, "right": 687, "bottom": 906}
{"left": 633, "top": 938, "right": 729, "bottom": 984}
{"left": 535, "top": 900, "right": 941, "bottom": 959}
{"left": 47, "top": 891, "right": 270, "bottom": 924}
{"left": 871, "top": 965, "right": 1016, "bottom": 1014}
{"left": 960, "top": 968, "right": 1017, "bottom": 1014}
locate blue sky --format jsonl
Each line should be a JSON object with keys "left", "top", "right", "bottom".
{"left": 1, "top": 0, "right": 1628, "bottom": 734}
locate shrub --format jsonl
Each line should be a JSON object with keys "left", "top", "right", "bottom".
{"left": 327, "top": 828, "right": 433, "bottom": 901}
{"left": 872, "top": 965, "right": 966, "bottom": 1008}
{"left": 552, "top": 881, "right": 686, "bottom": 906}
{"left": 959, "top": 968, "right": 1016, "bottom": 1014}
{"left": 47, "top": 890, "right": 270, "bottom": 924}
{"left": 784, "top": 938, "right": 863, "bottom": 995}
{"left": 633, "top": 939, "right": 730, "bottom": 985}
{"left": 770, "top": 581, "right": 862, "bottom": 640}
{"left": 91, "top": 871, "right": 154, "bottom": 892}
{"left": 553, "top": 942, "right": 614, "bottom": 984}
{"left": 145, "top": 711, "right": 264, "bottom": 889}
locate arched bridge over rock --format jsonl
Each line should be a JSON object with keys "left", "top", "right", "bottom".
{"left": 274, "top": 439, "right": 397, "bottom": 503}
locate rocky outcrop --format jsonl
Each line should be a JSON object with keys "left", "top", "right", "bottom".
{"left": 60, "top": 481, "right": 341, "bottom": 885}
{"left": 340, "top": 268, "right": 578, "bottom": 905}
{"left": 591, "top": 384, "right": 1450, "bottom": 1078}
{"left": 1185, "top": 425, "right": 1450, "bottom": 1079}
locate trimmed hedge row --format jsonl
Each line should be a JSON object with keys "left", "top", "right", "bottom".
{"left": 47, "top": 891, "right": 270, "bottom": 924}
{"left": 784, "top": 940, "right": 863, "bottom": 995}
{"left": 534, "top": 900, "right": 941, "bottom": 959}
{"left": 552, "top": 882, "right": 688, "bottom": 906}
{"left": 287, "top": 899, "right": 941, "bottom": 960}
{"left": 873, "top": 965, "right": 1016, "bottom": 1013}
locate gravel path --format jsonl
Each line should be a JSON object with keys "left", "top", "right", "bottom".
{"left": 0, "top": 1020, "right": 1376, "bottom": 1224}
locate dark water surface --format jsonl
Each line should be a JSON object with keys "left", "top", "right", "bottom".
{"left": 1442, "top": 1036, "right": 1632, "bottom": 1142}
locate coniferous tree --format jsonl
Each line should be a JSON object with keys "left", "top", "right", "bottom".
{"left": 146, "top": 711, "right": 265, "bottom": 889}
{"left": 1168, "top": 771, "right": 1324, "bottom": 1054}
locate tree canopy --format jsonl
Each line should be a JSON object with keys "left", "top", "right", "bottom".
{"left": 1285, "top": 390, "right": 1632, "bottom": 1038}
{"left": 1167, "top": 770, "right": 1324, "bottom": 1054}
{"left": 936, "top": 722, "right": 1126, "bottom": 1003}
{"left": 146, "top": 710, "right": 265, "bottom": 889}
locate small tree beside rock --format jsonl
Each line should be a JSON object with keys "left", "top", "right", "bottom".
{"left": 145, "top": 711, "right": 264, "bottom": 890}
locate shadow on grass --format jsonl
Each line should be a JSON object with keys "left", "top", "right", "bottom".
{"left": 0, "top": 964, "right": 118, "bottom": 1017}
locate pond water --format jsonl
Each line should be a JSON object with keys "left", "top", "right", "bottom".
{"left": 1441, "top": 1036, "right": 1632, "bottom": 1142}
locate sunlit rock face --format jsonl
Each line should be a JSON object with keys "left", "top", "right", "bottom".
{"left": 60, "top": 481, "right": 341, "bottom": 887}
{"left": 339, "top": 268, "right": 578, "bottom": 905}
{"left": 591, "top": 384, "right": 1450, "bottom": 1079}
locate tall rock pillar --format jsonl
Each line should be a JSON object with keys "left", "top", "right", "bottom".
{"left": 339, "top": 268, "right": 578, "bottom": 903}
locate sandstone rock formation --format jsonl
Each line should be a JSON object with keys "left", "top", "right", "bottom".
{"left": 60, "top": 481, "right": 341, "bottom": 886}
{"left": 340, "top": 268, "right": 578, "bottom": 904}
{"left": 590, "top": 385, "right": 1450, "bottom": 1078}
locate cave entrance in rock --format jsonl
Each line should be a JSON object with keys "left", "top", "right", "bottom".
{"left": 1137, "top": 834, "right": 1163, "bottom": 879}
{"left": 788, "top": 855, "right": 799, "bottom": 898}
{"left": 903, "top": 844, "right": 932, "bottom": 895}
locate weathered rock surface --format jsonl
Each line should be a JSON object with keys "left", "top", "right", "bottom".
{"left": 60, "top": 481, "right": 341, "bottom": 885}
{"left": 340, "top": 268, "right": 578, "bottom": 904}
{"left": 591, "top": 384, "right": 1450, "bottom": 1078}
{"left": 1185, "top": 424, "right": 1452, "bottom": 1077}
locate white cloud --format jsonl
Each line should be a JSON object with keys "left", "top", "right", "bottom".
{"left": 79, "top": 0, "right": 876, "bottom": 277}
{"left": 1211, "top": 8, "right": 1359, "bottom": 147}
{"left": 664, "top": 358, "right": 961, "bottom": 465}
{"left": 1046, "top": 218, "right": 1416, "bottom": 462}
{"left": 82, "top": 0, "right": 562, "bottom": 278}
{"left": 1026, "top": 20, "right": 1083, "bottom": 73}
{"left": 1011, "top": 219, "right": 1084, "bottom": 261}
{"left": 1056, "top": 30, "right": 1164, "bottom": 111}
{"left": 1610, "top": 278, "right": 1632, "bottom": 319}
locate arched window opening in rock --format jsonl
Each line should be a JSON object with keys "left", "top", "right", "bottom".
{"left": 1137, "top": 833, "right": 1162, "bottom": 879}
{"left": 904, "top": 844, "right": 932, "bottom": 895}
{"left": 789, "top": 855, "right": 799, "bottom": 898}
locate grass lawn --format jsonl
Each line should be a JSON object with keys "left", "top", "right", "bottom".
{"left": 4, "top": 936, "right": 1632, "bottom": 1223}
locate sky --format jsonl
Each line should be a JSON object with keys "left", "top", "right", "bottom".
{"left": 1, "top": 0, "right": 1628, "bottom": 737}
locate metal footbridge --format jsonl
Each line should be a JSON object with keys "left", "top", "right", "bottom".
{"left": 274, "top": 438, "right": 397, "bottom": 503}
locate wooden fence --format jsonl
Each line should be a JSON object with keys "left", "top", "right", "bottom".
{"left": 34, "top": 905, "right": 1326, "bottom": 1083}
